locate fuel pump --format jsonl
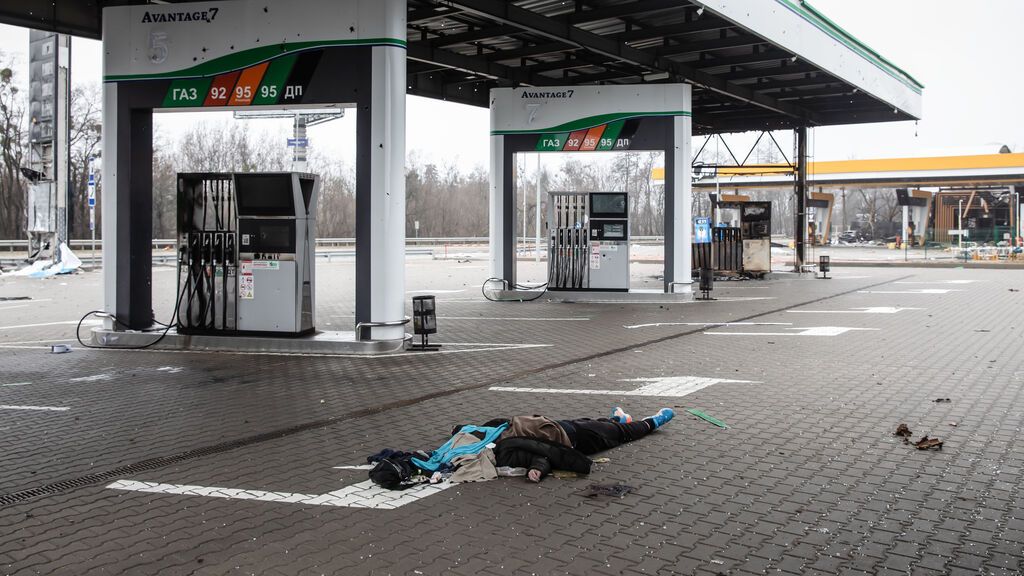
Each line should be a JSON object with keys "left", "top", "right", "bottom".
{"left": 177, "top": 174, "right": 238, "bottom": 332}
{"left": 176, "top": 172, "right": 319, "bottom": 335}
{"left": 547, "top": 192, "right": 630, "bottom": 291}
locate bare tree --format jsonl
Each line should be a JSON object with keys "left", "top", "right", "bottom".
{"left": 857, "top": 188, "right": 881, "bottom": 240}
{"left": 68, "top": 84, "right": 102, "bottom": 239}
{"left": 0, "top": 57, "right": 27, "bottom": 240}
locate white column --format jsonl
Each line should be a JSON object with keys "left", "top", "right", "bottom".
{"left": 100, "top": 83, "right": 117, "bottom": 331}
{"left": 367, "top": 44, "right": 406, "bottom": 340}
{"left": 488, "top": 134, "right": 505, "bottom": 281}
{"left": 671, "top": 103, "right": 693, "bottom": 289}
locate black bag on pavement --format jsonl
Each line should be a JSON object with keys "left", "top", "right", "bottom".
{"left": 368, "top": 455, "right": 423, "bottom": 490}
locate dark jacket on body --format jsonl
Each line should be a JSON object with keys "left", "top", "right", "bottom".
{"left": 493, "top": 437, "right": 592, "bottom": 479}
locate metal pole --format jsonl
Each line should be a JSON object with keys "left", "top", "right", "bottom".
{"left": 88, "top": 157, "right": 96, "bottom": 267}
{"left": 902, "top": 205, "right": 909, "bottom": 246}
{"left": 522, "top": 155, "right": 527, "bottom": 257}
{"left": 794, "top": 127, "right": 808, "bottom": 272}
{"left": 536, "top": 151, "right": 544, "bottom": 261}
{"left": 958, "top": 198, "right": 963, "bottom": 253}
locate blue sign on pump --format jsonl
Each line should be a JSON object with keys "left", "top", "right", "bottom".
{"left": 695, "top": 217, "right": 711, "bottom": 244}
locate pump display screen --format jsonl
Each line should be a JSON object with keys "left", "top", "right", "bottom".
{"left": 235, "top": 174, "right": 295, "bottom": 217}
{"left": 603, "top": 223, "right": 625, "bottom": 238}
{"left": 239, "top": 219, "right": 296, "bottom": 253}
{"left": 590, "top": 193, "right": 628, "bottom": 218}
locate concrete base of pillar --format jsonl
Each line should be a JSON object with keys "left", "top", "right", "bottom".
{"left": 89, "top": 328, "right": 409, "bottom": 355}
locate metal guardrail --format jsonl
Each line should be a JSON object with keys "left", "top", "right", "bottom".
{"left": 0, "top": 236, "right": 670, "bottom": 252}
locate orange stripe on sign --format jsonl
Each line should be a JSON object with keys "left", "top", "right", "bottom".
{"left": 579, "top": 125, "right": 606, "bottom": 151}
{"left": 204, "top": 71, "right": 241, "bottom": 107}
{"left": 228, "top": 62, "right": 270, "bottom": 106}
{"left": 562, "top": 129, "right": 589, "bottom": 151}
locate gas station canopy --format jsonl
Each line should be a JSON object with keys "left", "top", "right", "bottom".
{"left": 5, "top": 0, "right": 922, "bottom": 134}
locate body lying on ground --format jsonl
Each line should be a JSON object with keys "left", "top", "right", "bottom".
{"left": 465, "top": 407, "right": 675, "bottom": 483}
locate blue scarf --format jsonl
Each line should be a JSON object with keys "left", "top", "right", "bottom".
{"left": 412, "top": 423, "right": 509, "bottom": 472}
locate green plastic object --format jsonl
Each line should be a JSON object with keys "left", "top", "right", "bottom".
{"left": 687, "top": 408, "right": 729, "bottom": 429}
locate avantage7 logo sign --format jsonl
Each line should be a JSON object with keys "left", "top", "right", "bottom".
{"left": 141, "top": 7, "right": 220, "bottom": 24}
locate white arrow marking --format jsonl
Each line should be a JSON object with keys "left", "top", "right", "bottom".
{"left": 705, "top": 326, "right": 879, "bottom": 337}
{"left": 788, "top": 307, "right": 922, "bottom": 314}
{"left": 0, "top": 405, "right": 69, "bottom": 412}
{"left": 491, "top": 376, "right": 756, "bottom": 397}
{"left": 107, "top": 479, "right": 454, "bottom": 509}
{"left": 858, "top": 289, "right": 962, "bottom": 294}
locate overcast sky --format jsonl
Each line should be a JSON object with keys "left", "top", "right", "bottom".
{"left": 0, "top": 0, "right": 1020, "bottom": 170}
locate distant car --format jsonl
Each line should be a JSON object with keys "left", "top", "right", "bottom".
{"left": 837, "top": 230, "right": 862, "bottom": 243}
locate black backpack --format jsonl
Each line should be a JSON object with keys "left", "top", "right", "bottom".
{"left": 368, "top": 455, "right": 424, "bottom": 490}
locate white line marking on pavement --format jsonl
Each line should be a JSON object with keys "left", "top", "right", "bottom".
{"left": 439, "top": 317, "right": 590, "bottom": 321}
{"left": 0, "top": 305, "right": 29, "bottom": 312}
{"left": 335, "top": 315, "right": 589, "bottom": 322}
{"left": 491, "top": 376, "right": 756, "bottom": 397}
{"left": 0, "top": 382, "right": 31, "bottom": 387}
{"left": 69, "top": 374, "right": 114, "bottom": 382}
{"left": 624, "top": 322, "right": 791, "bottom": 329}
{"left": 858, "top": 289, "right": 962, "bottom": 294}
{"left": 706, "top": 326, "right": 880, "bottom": 337}
{"left": 0, "top": 405, "right": 69, "bottom": 412}
{"left": 0, "top": 320, "right": 102, "bottom": 331}
{"left": 407, "top": 289, "right": 465, "bottom": 294}
{"left": 894, "top": 280, "right": 978, "bottom": 285}
{"left": 107, "top": 479, "right": 454, "bottom": 509}
{"left": 689, "top": 297, "right": 777, "bottom": 303}
{"left": 788, "top": 307, "right": 922, "bottom": 314}
{"left": 0, "top": 338, "right": 75, "bottom": 345}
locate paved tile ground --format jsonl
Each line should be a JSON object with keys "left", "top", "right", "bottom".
{"left": 0, "top": 259, "right": 1022, "bottom": 575}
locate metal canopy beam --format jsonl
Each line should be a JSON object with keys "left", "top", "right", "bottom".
{"left": 568, "top": 0, "right": 683, "bottom": 24}
{"left": 442, "top": 0, "right": 820, "bottom": 123}
{"left": 618, "top": 19, "right": 735, "bottom": 42}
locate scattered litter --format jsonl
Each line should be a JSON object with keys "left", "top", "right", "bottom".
{"left": 578, "top": 483, "right": 634, "bottom": 498}
{"left": 710, "top": 559, "right": 725, "bottom": 565}
{"left": 13, "top": 244, "right": 83, "bottom": 278}
{"left": 591, "top": 457, "right": 611, "bottom": 464}
{"left": 974, "top": 329, "right": 991, "bottom": 333}
{"left": 686, "top": 408, "right": 729, "bottom": 429}
{"left": 1010, "top": 288, "right": 1020, "bottom": 292}
{"left": 552, "top": 470, "right": 582, "bottom": 479}
{"left": 50, "top": 344, "right": 71, "bottom": 354}
{"left": 933, "top": 398, "right": 951, "bottom": 403}
{"left": 894, "top": 424, "right": 912, "bottom": 439}
{"left": 4, "top": 260, "right": 51, "bottom": 277}
{"left": 949, "top": 422, "right": 958, "bottom": 427}
{"left": 0, "top": 296, "right": 31, "bottom": 301}
{"left": 915, "top": 436, "right": 943, "bottom": 450}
